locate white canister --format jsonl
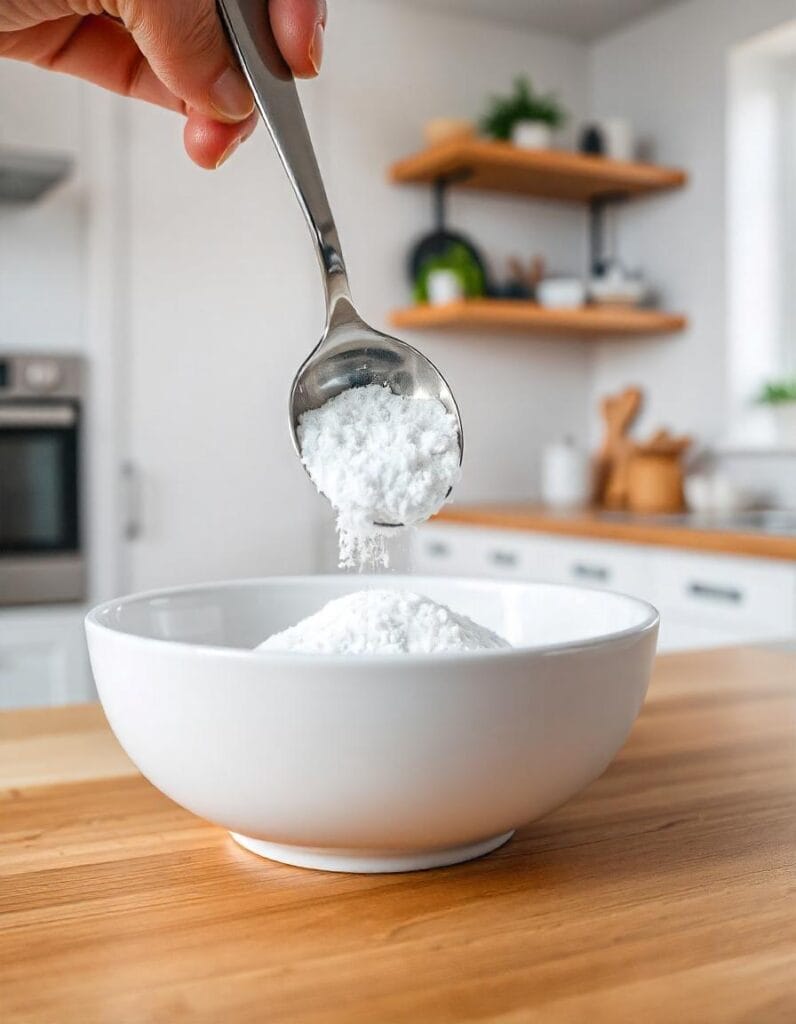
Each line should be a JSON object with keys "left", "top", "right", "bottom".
{"left": 427, "top": 268, "right": 463, "bottom": 306}
{"left": 511, "top": 120, "right": 553, "bottom": 150}
{"left": 541, "top": 438, "right": 591, "bottom": 509}
{"left": 599, "top": 118, "right": 634, "bottom": 162}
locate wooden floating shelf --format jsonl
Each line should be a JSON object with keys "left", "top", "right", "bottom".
{"left": 389, "top": 139, "right": 687, "bottom": 203}
{"left": 390, "top": 301, "right": 687, "bottom": 338}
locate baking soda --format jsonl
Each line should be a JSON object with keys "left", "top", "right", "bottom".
{"left": 297, "top": 384, "right": 461, "bottom": 569}
{"left": 257, "top": 589, "right": 510, "bottom": 655}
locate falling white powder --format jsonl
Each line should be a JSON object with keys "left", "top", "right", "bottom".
{"left": 257, "top": 589, "right": 510, "bottom": 655}
{"left": 297, "top": 384, "right": 461, "bottom": 569}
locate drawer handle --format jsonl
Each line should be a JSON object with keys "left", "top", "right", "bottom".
{"left": 687, "top": 582, "right": 743, "bottom": 604}
{"left": 425, "top": 541, "right": 450, "bottom": 558}
{"left": 490, "top": 550, "right": 518, "bottom": 568}
{"left": 572, "top": 563, "right": 610, "bottom": 583}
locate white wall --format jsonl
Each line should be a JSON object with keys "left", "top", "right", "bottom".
{"left": 588, "top": 0, "right": 796, "bottom": 450}
{"left": 124, "top": 0, "right": 593, "bottom": 590}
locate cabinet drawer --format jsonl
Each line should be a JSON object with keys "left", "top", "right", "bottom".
{"left": 0, "top": 608, "right": 93, "bottom": 709}
{"left": 410, "top": 526, "right": 486, "bottom": 576}
{"left": 532, "top": 537, "right": 655, "bottom": 602}
{"left": 472, "top": 531, "right": 548, "bottom": 579}
{"left": 412, "top": 527, "right": 555, "bottom": 580}
{"left": 657, "top": 617, "right": 759, "bottom": 653}
{"left": 652, "top": 551, "right": 796, "bottom": 634}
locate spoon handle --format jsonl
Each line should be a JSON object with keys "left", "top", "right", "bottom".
{"left": 217, "top": 0, "right": 351, "bottom": 315}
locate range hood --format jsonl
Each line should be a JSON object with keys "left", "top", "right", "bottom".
{"left": 0, "top": 146, "right": 73, "bottom": 203}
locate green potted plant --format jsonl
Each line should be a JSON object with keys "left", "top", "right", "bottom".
{"left": 480, "top": 77, "right": 567, "bottom": 150}
{"left": 758, "top": 377, "right": 796, "bottom": 446}
{"left": 414, "top": 243, "right": 486, "bottom": 306}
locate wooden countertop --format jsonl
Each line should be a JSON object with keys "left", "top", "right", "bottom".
{"left": 435, "top": 503, "right": 796, "bottom": 561}
{"left": 2, "top": 647, "right": 796, "bottom": 1023}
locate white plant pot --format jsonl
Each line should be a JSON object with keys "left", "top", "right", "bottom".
{"left": 427, "top": 268, "right": 463, "bottom": 306}
{"left": 771, "top": 404, "right": 796, "bottom": 448}
{"left": 511, "top": 120, "right": 553, "bottom": 150}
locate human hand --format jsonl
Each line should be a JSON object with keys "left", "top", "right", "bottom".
{"left": 0, "top": 0, "right": 326, "bottom": 168}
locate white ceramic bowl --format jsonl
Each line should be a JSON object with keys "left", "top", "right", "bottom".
{"left": 86, "top": 576, "right": 658, "bottom": 874}
{"left": 537, "top": 277, "right": 586, "bottom": 310}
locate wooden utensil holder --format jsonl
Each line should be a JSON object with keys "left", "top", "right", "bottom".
{"left": 627, "top": 452, "right": 685, "bottom": 514}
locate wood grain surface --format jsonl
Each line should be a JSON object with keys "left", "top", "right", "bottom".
{"left": 389, "top": 300, "right": 687, "bottom": 337}
{"left": 434, "top": 502, "right": 796, "bottom": 562}
{"left": 388, "top": 139, "right": 687, "bottom": 202}
{"left": 2, "top": 648, "right": 795, "bottom": 1023}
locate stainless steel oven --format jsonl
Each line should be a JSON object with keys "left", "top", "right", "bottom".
{"left": 0, "top": 354, "right": 85, "bottom": 605}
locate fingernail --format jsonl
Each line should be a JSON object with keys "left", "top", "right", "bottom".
{"left": 215, "top": 137, "right": 242, "bottom": 169}
{"left": 309, "top": 20, "right": 324, "bottom": 73}
{"left": 215, "top": 118, "right": 256, "bottom": 169}
{"left": 210, "top": 66, "right": 254, "bottom": 122}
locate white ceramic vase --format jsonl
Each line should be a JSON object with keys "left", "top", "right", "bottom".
{"left": 511, "top": 120, "right": 553, "bottom": 150}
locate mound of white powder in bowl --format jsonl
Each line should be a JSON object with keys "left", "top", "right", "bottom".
{"left": 256, "top": 590, "right": 510, "bottom": 655}
{"left": 297, "top": 384, "right": 461, "bottom": 569}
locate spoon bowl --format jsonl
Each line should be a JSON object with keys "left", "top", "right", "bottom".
{"left": 289, "top": 301, "right": 462, "bottom": 459}
{"left": 290, "top": 303, "right": 463, "bottom": 527}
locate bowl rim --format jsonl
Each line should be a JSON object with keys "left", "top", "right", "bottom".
{"left": 85, "top": 575, "right": 660, "bottom": 666}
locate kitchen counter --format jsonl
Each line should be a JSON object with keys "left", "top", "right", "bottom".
{"left": 435, "top": 502, "right": 796, "bottom": 561}
{"left": 2, "top": 647, "right": 795, "bottom": 1023}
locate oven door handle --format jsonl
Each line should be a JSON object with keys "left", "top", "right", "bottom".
{"left": 0, "top": 403, "right": 76, "bottom": 427}
{"left": 122, "top": 460, "right": 143, "bottom": 541}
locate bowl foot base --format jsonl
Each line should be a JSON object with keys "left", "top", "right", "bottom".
{"left": 229, "top": 830, "right": 515, "bottom": 873}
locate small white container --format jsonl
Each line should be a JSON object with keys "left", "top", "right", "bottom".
{"left": 537, "top": 277, "right": 586, "bottom": 310}
{"left": 771, "top": 404, "right": 796, "bottom": 448}
{"left": 599, "top": 118, "right": 634, "bottom": 161}
{"left": 588, "top": 266, "right": 647, "bottom": 307}
{"left": 541, "top": 438, "right": 591, "bottom": 509}
{"left": 511, "top": 120, "right": 553, "bottom": 150}
{"left": 427, "top": 268, "right": 463, "bottom": 306}
{"left": 684, "top": 473, "right": 752, "bottom": 514}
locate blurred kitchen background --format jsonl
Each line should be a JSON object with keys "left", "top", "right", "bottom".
{"left": 2, "top": 0, "right": 795, "bottom": 707}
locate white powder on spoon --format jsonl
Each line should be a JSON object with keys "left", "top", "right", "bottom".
{"left": 257, "top": 589, "right": 510, "bottom": 655}
{"left": 297, "top": 384, "right": 461, "bottom": 569}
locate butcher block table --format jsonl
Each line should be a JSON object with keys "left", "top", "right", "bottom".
{"left": 2, "top": 647, "right": 795, "bottom": 1023}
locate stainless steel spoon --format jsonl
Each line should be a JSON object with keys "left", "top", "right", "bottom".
{"left": 217, "top": 0, "right": 463, "bottom": 524}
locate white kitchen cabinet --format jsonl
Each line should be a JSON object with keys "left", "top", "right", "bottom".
{"left": 0, "top": 606, "right": 94, "bottom": 709}
{"left": 652, "top": 550, "right": 795, "bottom": 633}
{"left": 410, "top": 524, "right": 796, "bottom": 652}
{"left": 412, "top": 526, "right": 651, "bottom": 598}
